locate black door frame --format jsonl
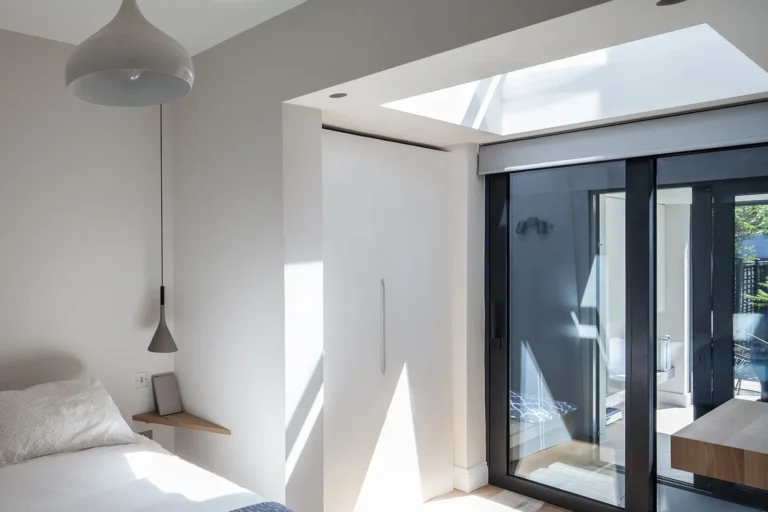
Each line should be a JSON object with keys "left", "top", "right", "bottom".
{"left": 486, "top": 143, "right": 768, "bottom": 512}
{"left": 624, "top": 158, "right": 658, "bottom": 512}
{"left": 690, "top": 185, "right": 714, "bottom": 419}
{"left": 486, "top": 159, "right": 652, "bottom": 512}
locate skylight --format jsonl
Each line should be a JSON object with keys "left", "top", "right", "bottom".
{"left": 383, "top": 25, "right": 768, "bottom": 137}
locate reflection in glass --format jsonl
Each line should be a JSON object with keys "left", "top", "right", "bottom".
{"left": 733, "top": 195, "right": 768, "bottom": 403}
{"left": 507, "top": 168, "right": 625, "bottom": 507}
{"left": 654, "top": 188, "right": 695, "bottom": 485}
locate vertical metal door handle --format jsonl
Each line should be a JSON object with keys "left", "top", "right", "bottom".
{"left": 380, "top": 278, "right": 386, "bottom": 375}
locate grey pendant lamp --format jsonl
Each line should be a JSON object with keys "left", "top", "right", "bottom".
{"left": 149, "top": 105, "right": 178, "bottom": 353}
{"left": 65, "top": 0, "right": 194, "bottom": 107}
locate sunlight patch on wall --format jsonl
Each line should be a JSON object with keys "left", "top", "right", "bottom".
{"left": 284, "top": 261, "right": 323, "bottom": 425}
{"left": 353, "top": 366, "right": 423, "bottom": 512}
{"left": 286, "top": 383, "right": 324, "bottom": 481}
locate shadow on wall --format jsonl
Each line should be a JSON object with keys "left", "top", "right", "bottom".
{"left": 0, "top": 351, "right": 84, "bottom": 390}
{"left": 352, "top": 364, "right": 426, "bottom": 512}
{"left": 287, "top": 359, "right": 433, "bottom": 512}
{"left": 284, "top": 257, "right": 325, "bottom": 512}
{"left": 285, "top": 354, "right": 324, "bottom": 512}
{"left": 286, "top": 354, "right": 324, "bottom": 471}
{"left": 323, "top": 362, "right": 435, "bottom": 512}
{"left": 284, "top": 351, "right": 427, "bottom": 512}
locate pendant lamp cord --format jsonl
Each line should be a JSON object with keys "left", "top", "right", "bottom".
{"left": 160, "top": 104, "right": 164, "bottom": 289}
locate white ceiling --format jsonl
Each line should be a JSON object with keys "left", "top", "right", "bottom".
{"left": 0, "top": 0, "right": 306, "bottom": 55}
{"left": 290, "top": 0, "right": 768, "bottom": 148}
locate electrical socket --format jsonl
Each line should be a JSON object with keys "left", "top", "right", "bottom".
{"left": 135, "top": 372, "right": 149, "bottom": 389}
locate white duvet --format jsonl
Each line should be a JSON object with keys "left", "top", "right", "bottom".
{"left": 0, "top": 434, "right": 264, "bottom": 512}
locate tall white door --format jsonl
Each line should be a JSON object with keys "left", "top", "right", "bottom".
{"left": 323, "top": 131, "right": 454, "bottom": 512}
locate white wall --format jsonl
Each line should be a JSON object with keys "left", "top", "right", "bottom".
{"left": 282, "top": 115, "right": 474, "bottom": 512}
{"left": 283, "top": 104, "right": 324, "bottom": 512}
{"left": 449, "top": 145, "right": 487, "bottom": 492}
{"left": 323, "top": 130, "right": 454, "bottom": 511}
{"left": 171, "top": 0, "right": 604, "bottom": 503}
{"left": 0, "top": 29, "right": 175, "bottom": 449}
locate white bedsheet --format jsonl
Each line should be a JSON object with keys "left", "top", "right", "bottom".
{"left": 0, "top": 434, "right": 264, "bottom": 512}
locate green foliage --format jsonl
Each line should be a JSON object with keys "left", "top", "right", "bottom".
{"left": 736, "top": 204, "right": 768, "bottom": 309}
{"left": 735, "top": 204, "right": 768, "bottom": 259}
{"left": 746, "top": 281, "right": 768, "bottom": 309}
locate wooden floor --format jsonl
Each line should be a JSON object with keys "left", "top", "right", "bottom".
{"left": 423, "top": 486, "right": 569, "bottom": 512}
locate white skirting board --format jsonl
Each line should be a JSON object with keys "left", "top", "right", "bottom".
{"left": 453, "top": 462, "right": 489, "bottom": 493}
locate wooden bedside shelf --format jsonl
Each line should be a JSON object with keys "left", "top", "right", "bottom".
{"left": 133, "top": 411, "right": 231, "bottom": 436}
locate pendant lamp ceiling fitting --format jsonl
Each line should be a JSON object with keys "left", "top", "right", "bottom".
{"left": 66, "top": 0, "right": 194, "bottom": 107}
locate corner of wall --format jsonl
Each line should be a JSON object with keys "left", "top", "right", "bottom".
{"left": 448, "top": 144, "right": 487, "bottom": 485}
{"left": 453, "top": 462, "right": 489, "bottom": 493}
{"left": 283, "top": 103, "right": 324, "bottom": 512}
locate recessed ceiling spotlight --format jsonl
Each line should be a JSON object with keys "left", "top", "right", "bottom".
{"left": 656, "top": 0, "right": 687, "bottom": 6}
{"left": 330, "top": 93, "right": 348, "bottom": 99}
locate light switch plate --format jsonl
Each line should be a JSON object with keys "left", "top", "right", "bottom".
{"left": 135, "top": 372, "right": 149, "bottom": 389}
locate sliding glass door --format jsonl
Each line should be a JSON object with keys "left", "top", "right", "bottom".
{"left": 508, "top": 164, "right": 625, "bottom": 506}
{"left": 487, "top": 162, "right": 643, "bottom": 512}
{"left": 711, "top": 183, "right": 768, "bottom": 407}
{"left": 691, "top": 180, "right": 768, "bottom": 509}
{"left": 488, "top": 144, "right": 768, "bottom": 512}
{"left": 729, "top": 192, "right": 768, "bottom": 404}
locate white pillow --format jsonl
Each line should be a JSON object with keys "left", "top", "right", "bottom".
{"left": 0, "top": 378, "right": 136, "bottom": 467}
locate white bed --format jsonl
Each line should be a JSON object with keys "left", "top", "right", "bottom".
{"left": 0, "top": 434, "right": 265, "bottom": 512}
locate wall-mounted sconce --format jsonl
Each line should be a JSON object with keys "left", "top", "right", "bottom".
{"left": 515, "top": 217, "right": 549, "bottom": 235}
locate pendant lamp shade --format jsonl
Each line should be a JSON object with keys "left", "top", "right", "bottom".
{"left": 65, "top": 0, "right": 194, "bottom": 107}
{"left": 149, "top": 287, "right": 177, "bottom": 353}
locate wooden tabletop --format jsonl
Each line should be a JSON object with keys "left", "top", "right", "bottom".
{"left": 671, "top": 399, "right": 768, "bottom": 490}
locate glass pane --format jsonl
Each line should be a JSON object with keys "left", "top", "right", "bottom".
{"left": 507, "top": 166, "right": 625, "bottom": 507}
{"left": 655, "top": 187, "right": 695, "bottom": 485}
{"left": 658, "top": 483, "right": 762, "bottom": 512}
{"left": 733, "top": 195, "right": 768, "bottom": 403}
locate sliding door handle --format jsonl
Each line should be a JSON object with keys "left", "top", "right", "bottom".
{"left": 491, "top": 300, "right": 505, "bottom": 349}
{"left": 380, "top": 278, "right": 386, "bottom": 375}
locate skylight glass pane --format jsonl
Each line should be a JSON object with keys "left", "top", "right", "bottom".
{"left": 383, "top": 25, "right": 768, "bottom": 137}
